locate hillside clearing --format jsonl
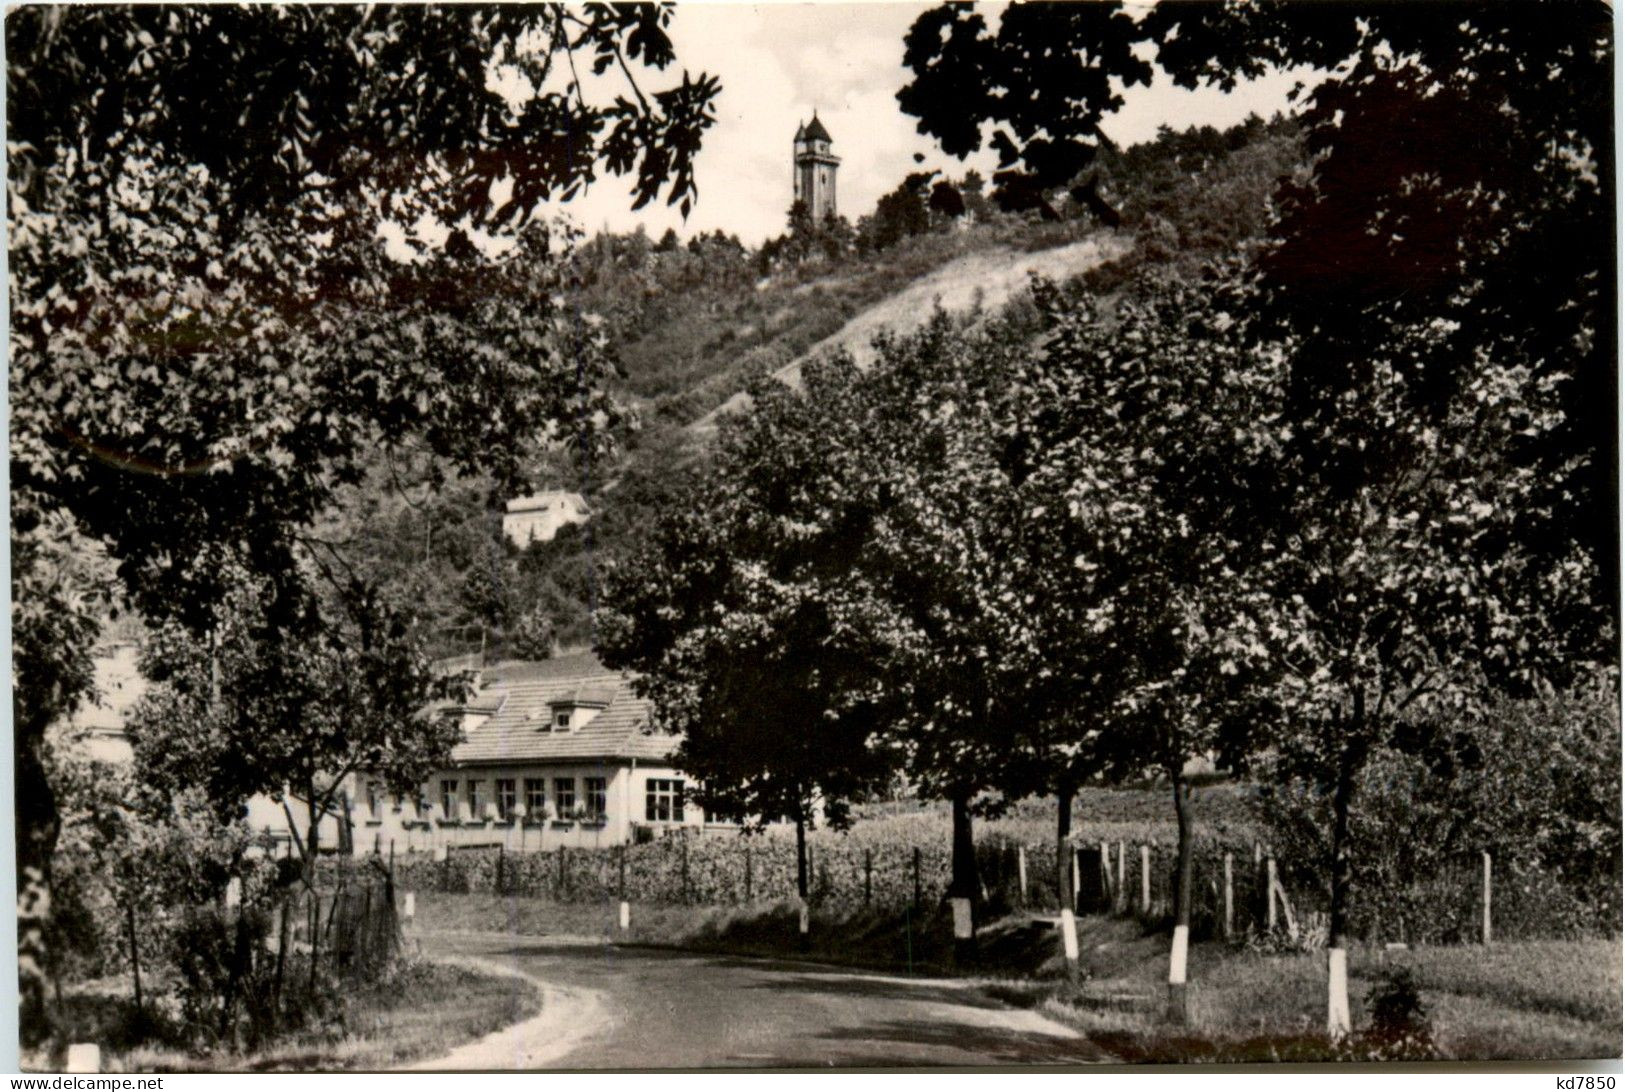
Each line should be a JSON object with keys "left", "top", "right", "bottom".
{"left": 693, "top": 233, "right": 1129, "bottom": 431}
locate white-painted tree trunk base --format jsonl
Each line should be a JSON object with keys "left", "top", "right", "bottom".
{"left": 1327, "top": 946, "right": 1351, "bottom": 1038}
{"left": 798, "top": 902, "right": 810, "bottom": 935}
{"left": 1168, "top": 924, "right": 1189, "bottom": 985}
{"left": 950, "top": 897, "right": 973, "bottom": 940}
{"left": 618, "top": 901, "right": 630, "bottom": 930}
{"left": 66, "top": 1044, "right": 100, "bottom": 1073}
{"left": 1059, "top": 909, "right": 1080, "bottom": 962}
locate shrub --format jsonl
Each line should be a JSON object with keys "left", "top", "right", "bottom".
{"left": 1355, "top": 968, "right": 1437, "bottom": 1061}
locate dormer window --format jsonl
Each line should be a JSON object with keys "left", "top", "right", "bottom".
{"left": 545, "top": 686, "right": 614, "bottom": 732}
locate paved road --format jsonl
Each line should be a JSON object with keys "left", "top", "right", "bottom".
{"left": 419, "top": 931, "right": 1109, "bottom": 1069}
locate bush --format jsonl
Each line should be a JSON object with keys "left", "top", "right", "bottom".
{"left": 1254, "top": 683, "right": 1620, "bottom": 942}
{"left": 1355, "top": 969, "right": 1436, "bottom": 1061}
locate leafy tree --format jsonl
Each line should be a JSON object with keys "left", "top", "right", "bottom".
{"left": 600, "top": 362, "right": 902, "bottom": 897}
{"left": 128, "top": 576, "right": 466, "bottom": 878}
{"left": 898, "top": 3, "right": 1151, "bottom": 190}
{"left": 827, "top": 313, "right": 1063, "bottom": 946}
{"left": 507, "top": 607, "right": 558, "bottom": 662}
{"left": 1260, "top": 678, "right": 1621, "bottom": 943}
{"left": 8, "top": 4, "right": 718, "bottom": 1035}
{"left": 959, "top": 170, "right": 989, "bottom": 220}
{"left": 900, "top": 0, "right": 1614, "bottom": 1035}
{"left": 1004, "top": 277, "right": 1279, "bottom": 1016}
{"left": 868, "top": 172, "right": 934, "bottom": 250}
{"left": 901, "top": 0, "right": 1614, "bottom": 622}
{"left": 460, "top": 548, "right": 513, "bottom": 659}
{"left": 927, "top": 180, "right": 965, "bottom": 221}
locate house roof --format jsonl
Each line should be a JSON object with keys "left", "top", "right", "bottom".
{"left": 801, "top": 114, "right": 832, "bottom": 143}
{"left": 448, "top": 652, "right": 675, "bottom": 766}
{"left": 504, "top": 491, "right": 588, "bottom": 515}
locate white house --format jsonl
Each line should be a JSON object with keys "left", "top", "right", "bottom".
{"left": 317, "top": 652, "right": 704, "bottom": 857}
{"left": 65, "top": 643, "right": 144, "bottom": 765}
{"left": 501, "top": 491, "right": 590, "bottom": 548}
{"left": 65, "top": 643, "right": 704, "bottom": 857}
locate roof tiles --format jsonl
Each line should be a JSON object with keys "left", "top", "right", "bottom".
{"left": 448, "top": 652, "right": 676, "bottom": 766}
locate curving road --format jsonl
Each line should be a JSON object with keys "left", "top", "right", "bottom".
{"left": 417, "top": 931, "right": 1110, "bottom": 1069}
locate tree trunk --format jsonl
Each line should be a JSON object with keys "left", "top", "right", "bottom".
{"left": 1168, "top": 769, "right": 1195, "bottom": 1025}
{"left": 948, "top": 791, "right": 977, "bottom": 964}
{"left": 1056, "top": 776, "right": 1075, "bottom": 912}
{"left": 794, "top": 809, "right": 808, "bottom": 902}
{"left": 1326, "top": 711, "right": 1366, "bottom": 1040}
{"left": 16, "top": 730, "right": 59, "bottom": 1045}
{"left": 125, "top": 899, "right": 143, "bottom": 1012}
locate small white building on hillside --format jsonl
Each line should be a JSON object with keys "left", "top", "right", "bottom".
{"left": 502, "top": 491, "right": 590, "bottom": 547}
{"left": 65, "top": 643, "right": 144, "bottom": 765}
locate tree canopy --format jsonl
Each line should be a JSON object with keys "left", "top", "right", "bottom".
{"left": 8, "top": 4, "right": 719, "bottom": 1039}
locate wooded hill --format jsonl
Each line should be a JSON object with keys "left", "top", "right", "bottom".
{"left": 327, "top": 115, "right": 1304, "bottom": 658}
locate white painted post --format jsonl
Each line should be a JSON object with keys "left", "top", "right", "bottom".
{"left": 1327, "top": 946, "right": 1351, "bottom": 1038}
{"left": 1167, "top": 923, "right": 1190, "bottom": 1024}
{"left": 1072, "top": 848, "right": 1081, "bottom": 904}
{"left": 66, "top": 1044, "right": 100, "bottom": 1074}
{"left": 1059, "top": 908, "right": 1080, "bottom": 974}
{"left": 618, "top": 900, "right": 631, "bottom": 931}
{"left": 950, "top": 896, "right": 973, "bottom": 940}
{"left": 798, "top": 899, "right": 810, "bottom": 936}
{"left": 1222, "top": 853, "right": 1234, "bottom": 939}
{"left": 1017, "top": 845, "right": 1028, "bottom": 905}
{"left": 403, "top": 891, "right": 415, "bottom": 921}
{"left": 1482, "top": 851, "right": 1493, "bottom": 945}
{"left": 1266, "top": 855, "right": 1278, "bottom": 932}
{"left": 1140, "top": 844, "right": 1151, "bottom": 914}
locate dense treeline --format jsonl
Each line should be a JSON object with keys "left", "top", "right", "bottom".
{"left": 599, "top": 0, "right": 1616, "bottom": 1037}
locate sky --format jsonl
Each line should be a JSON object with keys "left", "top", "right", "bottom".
{"left": 542, "top": 2, "right": 1316, "bottom": 247}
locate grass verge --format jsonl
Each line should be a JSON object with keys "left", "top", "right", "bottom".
{"left": 28, "top": 959, "right": 541, "bottom": 1072}
{"left": 413, "top": 891, "right": 1620, "bottom": 1062}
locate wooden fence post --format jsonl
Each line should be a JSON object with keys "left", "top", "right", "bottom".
{"left": 864, "top": 849, "right": 873, "bottom": 906}
{"left": 681, "top": 837, "right": 691, "bottom": 903}
{"left": 497, "top": 843, "right": 505, "bottom": 895}
{"left": 1072, "top": 848, "right": 1082, "bottom": 905}
{"left": 912, "top": 846, "right": 922, "bottom": 909}
{"left": 1223, "top": 852, "right": 1234, "bottom": 939}
{"left": 1116, "top": 841, "right": 1126, "bottom": 912}
{"left": 1016, "top": 845, "right": 1027, "bottom": 907}
{"left": 557, "top": 845, "right": 567, "bottom": 899}
{"left": 1266, "top": 854, "right": 1278, "bottom": 932}
{"left": 1140, "top": 844, "right": 1151, "bottom": 914}
{"left": 744, "top": 844, "right": 753, "bottom": 903}
{"left": 1482, "top": 851, "right": 1493, "bottom": 945}
{"left": 1254, "top": 842, "right": 1263, "bottom": 926}
{"left": 1099, "top": 840, "right": 1111, "bottom": 909}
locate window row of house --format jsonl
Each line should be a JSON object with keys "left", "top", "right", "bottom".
{"left": 361, "top": 774, "right": 687, "bottom": 825}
